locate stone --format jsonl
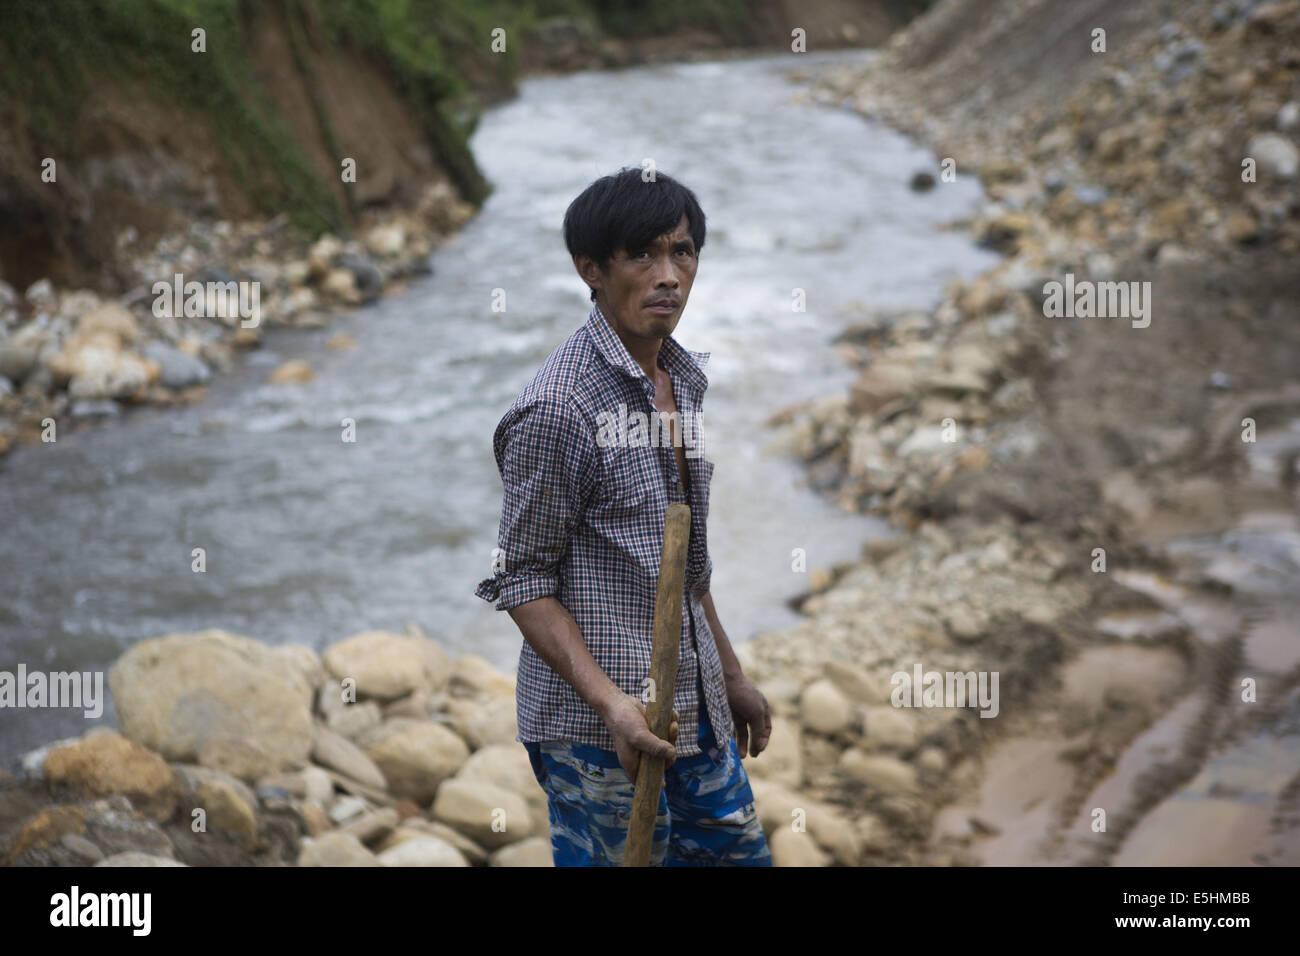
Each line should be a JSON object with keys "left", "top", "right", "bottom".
{"left": 848, "top": 362, "right": 915, "bottom": 415}
{"left": 917, "top": 747, "right": 947, "bottom": 773}
{"left": 769, "top": 828, "right": 831, "bottom": 866}
{"left": 1248, "top": 132, "right": 1299, "bottom": 178}
{"left": 491, "top": 836, "right": 554, "bottom": 867}
{"left": 266, "top": 359, "right": 314, "bottom": 385}
{"left": 322, "top": 268, "right": 361, "bottom": 305}
{"left": 108, "top": 629, "right": 314, "bottom": 774}
{"left": 43, "top": 732, "right": 179, "bottom": 821}
{"left": 60, "top": 833, "right": 105, "bottom": 863}
{"left": 430, "top": 778, "right": 533, "bottom": 848}
{"left": 799, "top": 679, "right": 855, "bottom": 736}
{"left": 455, "top": 745, "right": 545, "bottom": 806}
{"left": 273, "top": 643, "right": 326, "bottom": 692}
{"left": 861, "top": 705, "right": 920, "bottom": 750}
{"left": 25, "top": 278, "right": 55, "bottom": 309}
{"left": 444, "top": 696, "right": 518, "bottom": 749}
{"left": 94, "top": 851, "right": 187, "bottom": 867}
{"left": 322, "top": 630, "right": 451, "bottom": 701}
{"left": 328, "top": 795, "right": 368, "bottom": 824}
{"left": 5, "top": 806, "right": 86, "bottom": 863}
{"left": 0, "top": 323, "right": 54, "bottom": 383}
{"left": 174, "top": 765, "right": 258, "bottom": 846}
{"left": 298, "top": 831, "right": 381, "bottom": 866}
{"left": 339, "top": 807, "right": 399, "bottom": 845}
{"left": 312, "top": 724, "right": 388, "bottom": 790}
{"left": 1224, "top": 209, "right": 1259, "bottom": 243}
{"left": 823, "top": 660, "right": 882, "bottom": 703}
{"left": 376, "top": 835, "right": 469, "bottom": 866}
{"left": 197, "top": 738, "right": 275, "bottom": 782}
{"left": 741, "top": 716, "right": 802, "bottom": 789}
{"left": 307, "top": 235, "right": 343, "bottom": 278}
{"left": 364, "top": 224, "right": 407, "bottom": 258}
{"left": 294, "top": 801, "right": 333, "bottom": 836}
{"left": 449, "top": 654, "right": 517, "bottom": 698}
{"left": 337, "top": 253, "right": 384, "bottom": 303}
{"left": 359, "top": 719, "right": 470, "bottom": 803}
{"left": 838, "top": 750, "right": 918, "bottom": 794}
{"left": 141, "top": 341, "right": 211, "bottom": 388}
{"left": 387, "top": 819, "right": 489, "bottom": 864}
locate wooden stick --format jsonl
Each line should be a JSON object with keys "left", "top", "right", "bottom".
{"left": 623, "top": 502, "right": 691, "bottom": 867}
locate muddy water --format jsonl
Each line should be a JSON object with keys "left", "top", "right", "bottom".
{"left": 0, "top": 51, "right": 1000, "bottom": 768}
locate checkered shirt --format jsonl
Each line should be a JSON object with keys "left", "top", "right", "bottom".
{"left": 476, "top": 302, "right": 734, "bottom": 757}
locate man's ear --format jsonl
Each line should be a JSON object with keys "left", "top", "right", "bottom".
{"left": 574, "top": 253, "right": 603, "bottom": 298}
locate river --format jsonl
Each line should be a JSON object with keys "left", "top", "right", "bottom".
{"left": 0, "top": 50, "right": 999, "bottom": 769}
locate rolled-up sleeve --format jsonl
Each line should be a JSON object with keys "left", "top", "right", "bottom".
{"left": 475, "top": 397, "right": 597, "bottom": 611}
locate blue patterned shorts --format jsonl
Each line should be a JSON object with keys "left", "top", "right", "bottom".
{"left": 523, "top": 679, "right": 773, "bottom": 867}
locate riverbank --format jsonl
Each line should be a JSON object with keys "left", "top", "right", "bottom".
{"left": 1, "top": 627, "right": 554, "bottom": 865}
{"left": 0, "top": 182, "right": 476, "bottom": 456}
{"left": 0, "top": 0, "right": 918, "bottom": 459}
{"left": 734, "top": 0, "right": 1300, "bottom": 864}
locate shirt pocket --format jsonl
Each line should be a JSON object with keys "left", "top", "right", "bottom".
{"left": 595, "top": 446, "right": 651, "bottom": 517}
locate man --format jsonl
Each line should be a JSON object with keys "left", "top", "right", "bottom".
{"left": 476, "top": 167, "right": 773, "bottom": 866}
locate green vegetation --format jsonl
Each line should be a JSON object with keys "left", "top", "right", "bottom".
{"left": 0, "top": 0, "right": 347, "bottom": 234}
{"left": 0, "top": 0, "right": 510, "bottom": 234}
{"left": 0, "top": 0, "right": 939, "bottom": 239}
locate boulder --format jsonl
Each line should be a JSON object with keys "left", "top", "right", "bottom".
{"left": 311, "top": 724, "right": 388, "bottom": 790}
{"left": 799, "top": 679, "right": 855, "bottom": 735}
{"left": 322, "top": 630, "right": 451, "bottom": 701}
{"left": 490, "top": 836, "right": 554, "bottom": 867}
{"left": 430, "top": 778, "right": 533, "bottom": 848}
{"left": 298, "top": 831, "right": 381, "bottom": 866}
{"left": 108, "top": 629, "right": 315, "bottom": 774}
{"left": 358, "top": 719, "right": 470, "bottom": 803}
{"left": 43, "top": 731, "right": 179, "bottom": 821}
{"left": 376, "top": 835, "right": 469, "bottom": 867}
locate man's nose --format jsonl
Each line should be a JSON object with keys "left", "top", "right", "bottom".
{"left": 652, "top": 257, "right": 679, "bottom": 287}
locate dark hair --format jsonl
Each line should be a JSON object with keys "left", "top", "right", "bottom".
{"left": 563, "top": 167, "right": 706, "bottom": 301}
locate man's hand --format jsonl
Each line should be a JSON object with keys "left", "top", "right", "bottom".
{"left": 600, "top": 693, "right": 678, "bottom": 781}
{"left": 726, "top": 673, "right": 771, "bottom": 758}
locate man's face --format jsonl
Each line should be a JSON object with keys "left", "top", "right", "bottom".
{"left": 578, "top": 213, "right": 698, "bottom": 342}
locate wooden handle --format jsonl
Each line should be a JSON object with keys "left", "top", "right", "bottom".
{"left": 622, "top": 502, "right": 691, "bottom": 867}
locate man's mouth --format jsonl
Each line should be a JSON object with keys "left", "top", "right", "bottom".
{"left": 646, "top": 300, "right": 679, "bottom": 313}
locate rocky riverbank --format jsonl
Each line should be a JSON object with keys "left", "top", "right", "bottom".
{"left": 2, "top": 627, "right": 552, "bottom": 866}
{"left": 0, "top": 179, "right": 475, "bottom": 456}
{"left": 730, "top": 0, "right": 1300, "bottom": 865}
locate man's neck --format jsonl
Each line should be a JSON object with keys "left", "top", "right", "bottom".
{"left": 599, "top": 299, "right": 663, "bottom": 381}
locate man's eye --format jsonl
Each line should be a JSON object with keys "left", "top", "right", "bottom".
{"left": 634, "top": 251, "right": 650, "bottom": 260}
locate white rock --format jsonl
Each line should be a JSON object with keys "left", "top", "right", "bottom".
{"left": 769, "top": 828, "right": 831, "bottom": 866}
{"left": 299, "top": 831, "right": 381, "bottom": 866}
{"left": 431, "top": 778, "right": 533, "bottom": 848}
{"left": 377, "top": 835, "right": 469, "bottom": 867}
{"left": 799, "top": 679, "right": 855, "bottom": 735}
{"left": 322, "top": 630, "right": 451, "bottom": 701}
{"left": 490, "top": 836, "right": 554, "bottom": 867}
{"left": 1247, "top": 132, "right": 1298, "bottom": 179}
{"left": 838, "top": 749, "right": 918, "bottom": 794}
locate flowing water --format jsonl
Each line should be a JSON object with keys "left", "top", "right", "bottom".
{"left": 0, "top": 51, "right": 999, "bottom": 768}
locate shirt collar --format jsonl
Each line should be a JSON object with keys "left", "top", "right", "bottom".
{"left": 586, "top": 301, "right": 710, "bottom": 397}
